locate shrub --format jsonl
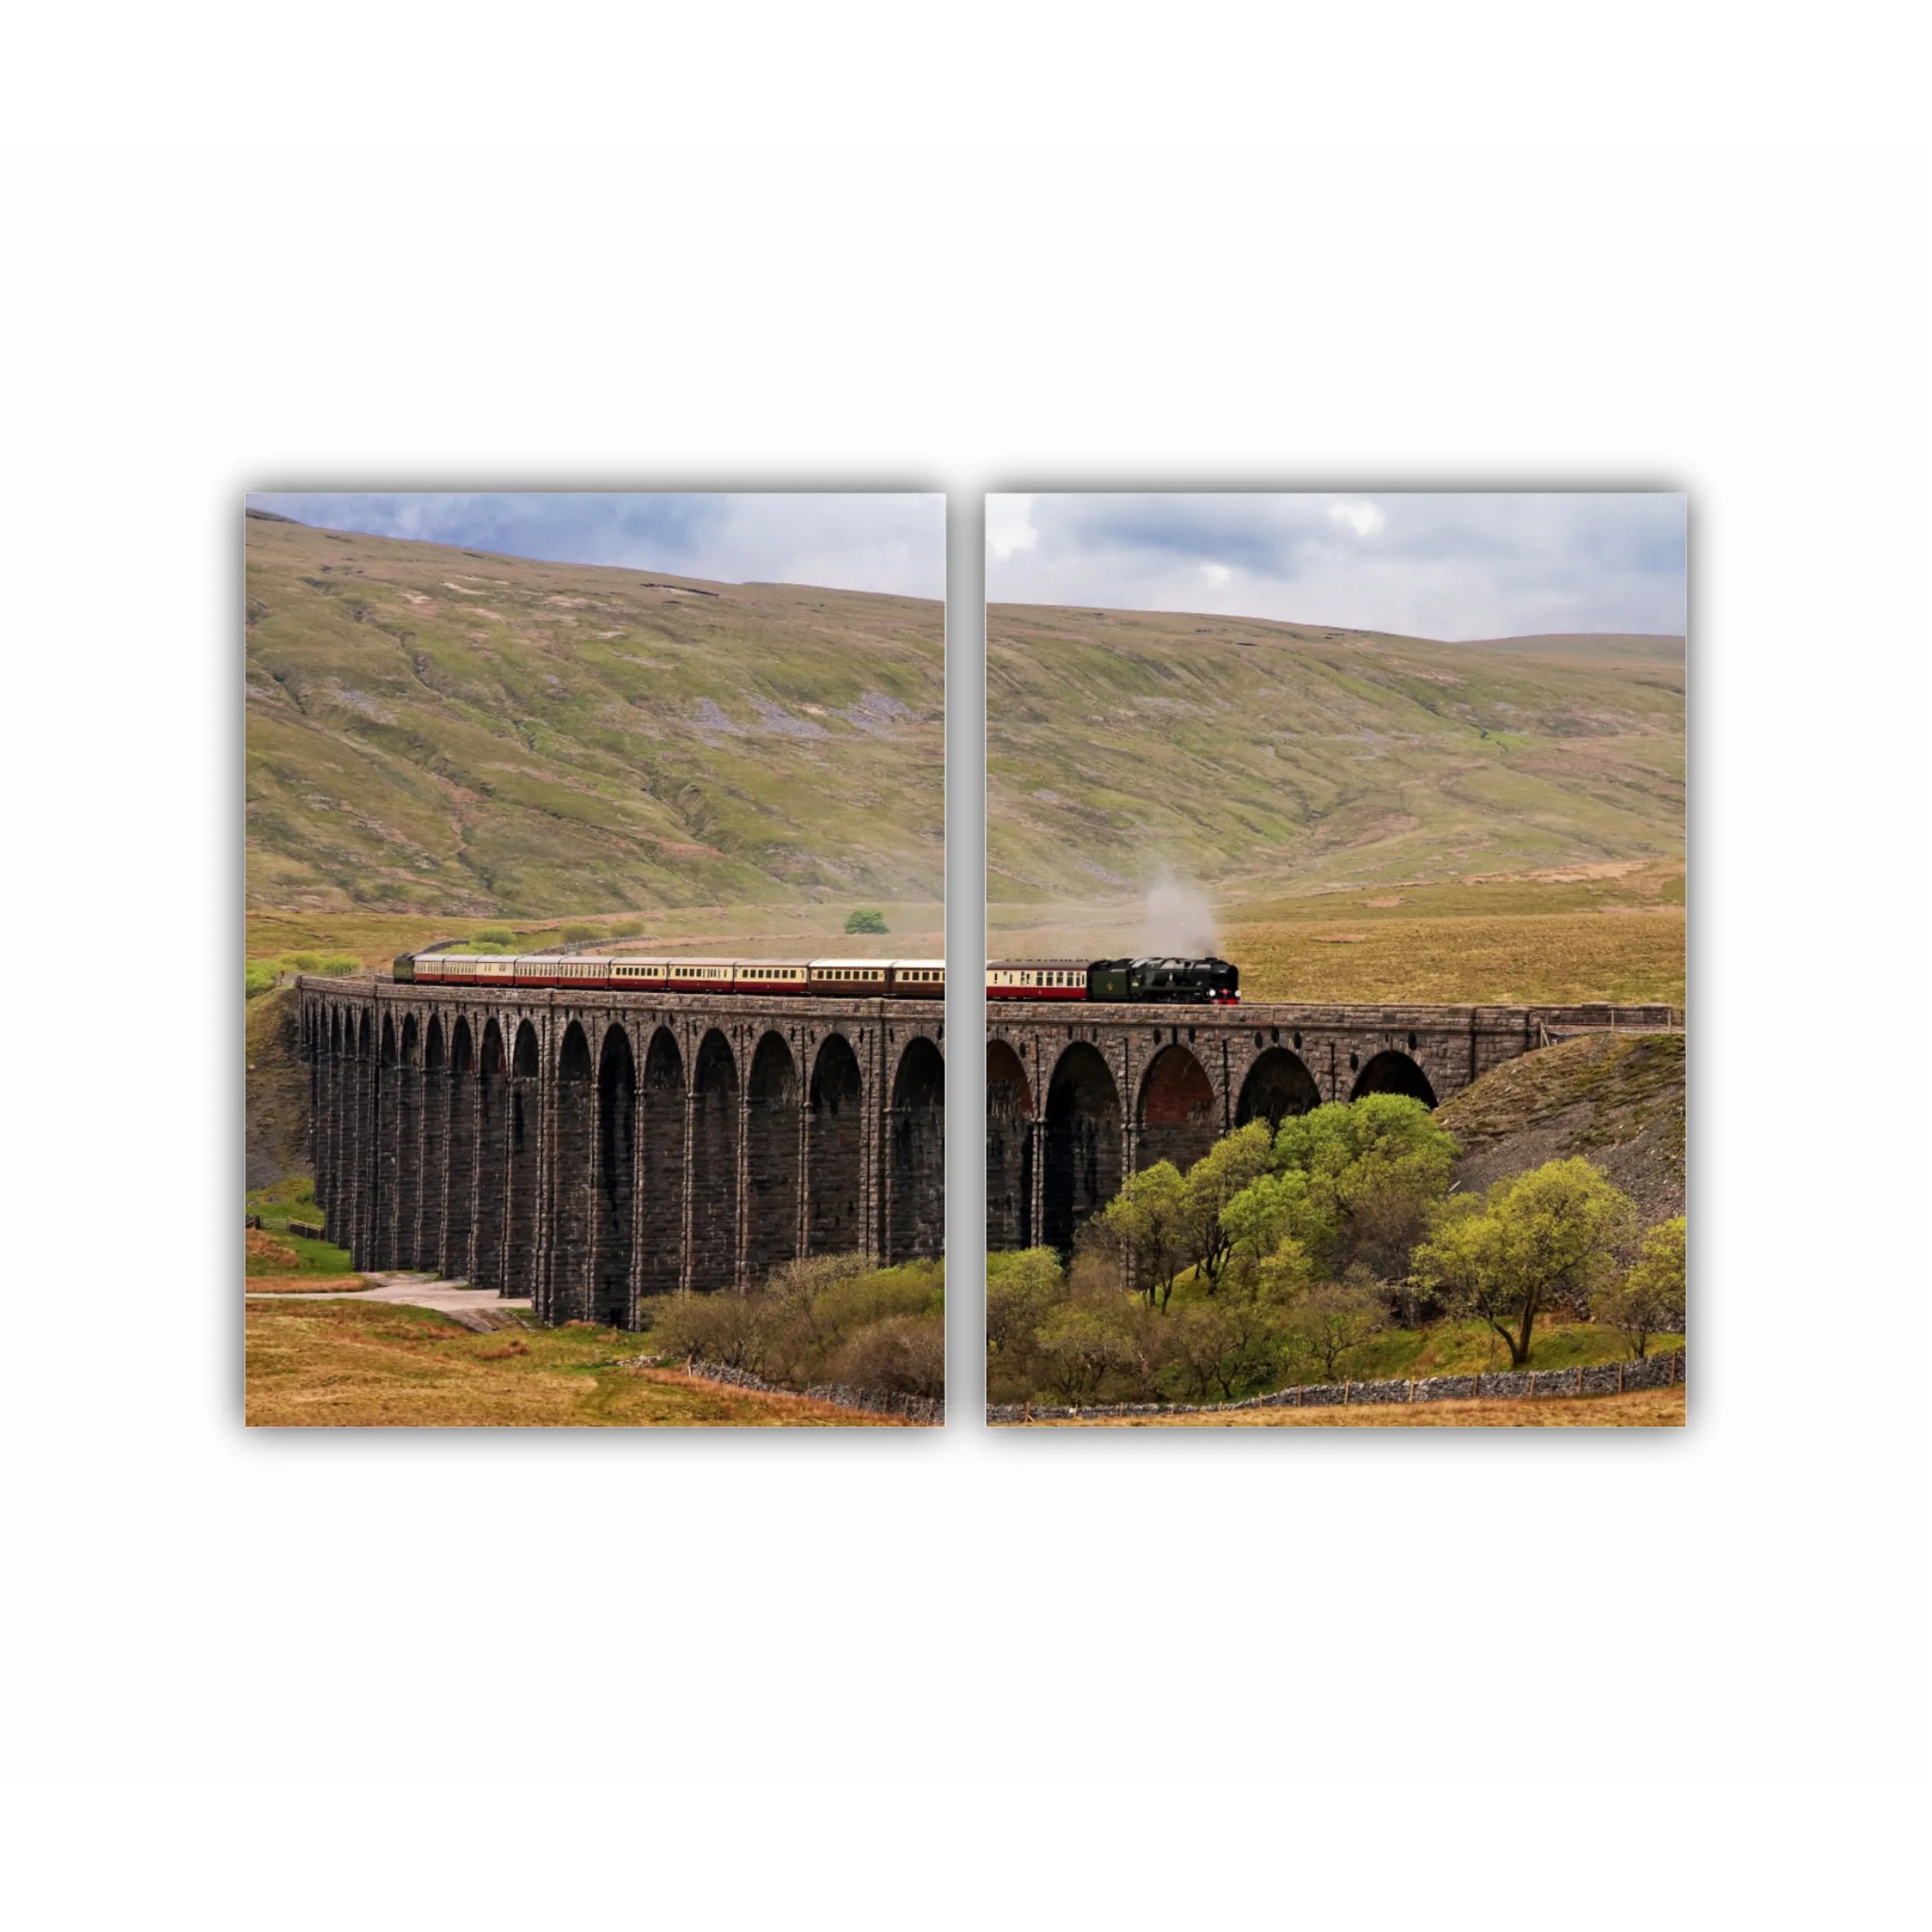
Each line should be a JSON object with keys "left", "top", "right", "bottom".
{"left": 826, "top": 1314, "right": 944, "bottom": 1399}
{"left": 608, "top": 918, "right": 644, "bottom": 938}
{"left": 245, "top": 961, "right": 275, "bottom": 998}
{"left": 844, "top": 909, "right": 888, "bottom": 934}
{"left": 474, "top": 925, "right": 515, "bottom": 946}
{"left": 560, "top": 922, "right": 601, "bottom": 943}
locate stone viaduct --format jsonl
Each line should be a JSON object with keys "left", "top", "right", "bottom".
{"left": 298, "top": 978, "right": 944, "bottom": 1327}
{"left": 986, "top": 998, "right": 1679, "bottom": 1253}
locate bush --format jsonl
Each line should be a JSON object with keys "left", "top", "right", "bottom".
{"left": 560, "top": 922, "right": 601, "bottom": 943}
{"left": 245, "top": 961, "right": 275, "bottom": 998}
{"left": 474, "top": 925, "right": 515, "bottom": 946}
{"left": 608, "top": 918, "right": 644, "bottom": 938}
{"left": 844, "top": 909, "right": 888, "bottom": 934}
{"left": 650, "top": 1258, "right": 945, "bottom": 1396}
{"left": 826, "top": 1315, "right": 944, "bottom": 1399}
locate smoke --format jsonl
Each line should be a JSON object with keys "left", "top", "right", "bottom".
{"left": 1139, "top": 875, "right": 1220, "bottom": 957}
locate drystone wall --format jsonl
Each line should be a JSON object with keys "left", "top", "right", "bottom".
{"left": 985, "top": 1348, "right": 1685, "bottom": 1423}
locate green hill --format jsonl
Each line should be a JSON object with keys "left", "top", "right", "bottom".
{"left": 245, "top": 514, "right": 944, "bottom": 915}
{"left": 987, "top": 602, "right": 1684, "bottom": 903}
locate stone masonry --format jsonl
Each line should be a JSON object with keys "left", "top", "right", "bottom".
{"left": 986, "top": 998, "right": 1680, "bottom": 1252}
{"left": 298, "top": 979, "right": 945, "bottom": 1329}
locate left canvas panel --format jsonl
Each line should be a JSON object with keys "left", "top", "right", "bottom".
{"left": 244, "top": 492, "right": 947, "bottom": 1426}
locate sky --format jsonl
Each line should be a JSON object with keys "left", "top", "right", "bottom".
{"left": 246, "top": 492, "right": 947, "bottom": 600}
{"left": 985, "top": 493, "right": 1686, "bottom": 640}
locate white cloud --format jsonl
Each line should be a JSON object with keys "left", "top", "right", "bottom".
{"left": 986, "top": 493, "right": 1039, "bottom": 562}
{"left": 1327, "top": 499, "right": 1386, "bottom": 538}
{"left": 1200, "top": 562, "right": 1232, "bottom": 586}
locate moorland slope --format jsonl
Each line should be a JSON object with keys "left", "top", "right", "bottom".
{"left": 245, "top": 513, "right": 944, "bottom": 915}
{"left": 988, "top": 603, "right": 1684, "bottom": 902}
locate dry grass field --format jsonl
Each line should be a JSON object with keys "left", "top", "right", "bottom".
{"left": 244, "top": 1298, "right": 909, "bottom": 1427}
{"left": 989, "top": 862, "right": 1685, "bottom": 1009}
{"left": 1004, "top": 1385, "right": 1685, "bottom": 1427}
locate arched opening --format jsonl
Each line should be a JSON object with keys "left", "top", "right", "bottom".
{"left": 808, "top": 1034, "right": 863, "bottom": 1258}
{"left": 986, "top": 1039, "right": 1034, "bottom": 1251}
{"left": 393, "top": 1015, "right": 420, "bottom": 1267}
{"left": 1044, "top": 1042, "right": 1121, "bottom": 1255}
{"left": 441, "top": 1016, "right": 477, "bottom": 1278}
{"left": 746, "top": 1032, "right": 801, "bottom": 1283}
{"left": 1136, "top": 1044, "right": 1217, "bottom": 1175}
{"left": 689, "top": 1029, "right": 740, "bottom": 1291}
{"left": 1349, "top": 1049, "right": 1437, "bottom": 1107}
{"left": 549, "top": 1021, "right": 594, "bottom": 1320}
{"left": 595, "top": 1026, "right": 637, "bottom": 1326}
{"left": 474, "top": 1019, "right": 508, "bottom": 1293}
{"left": 417, "top": 1015, "right": 447, "bottom": 1267}
{"left": 887, "top": 1036, "right": 945, "bottom": 1262}
{"left": 505, "top": 1020, "right": 542, "bottom": 1299}
{"left": 640, "top": 1029, "right": 686, "bottom": 1300}
{"left": 1236, "top": 1046, "right": 1324, "bottom": 1131}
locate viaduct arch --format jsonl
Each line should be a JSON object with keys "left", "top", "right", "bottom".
{"left": 299, "top": 979, "right": 944, "bottom": 1330}
{"left": 986, "top": 997, "right": 1679, "bottom": 1256}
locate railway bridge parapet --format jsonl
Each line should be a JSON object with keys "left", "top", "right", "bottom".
{"left": 296, "top": 978, "right": 944, "bottom": 1327}
{"left": 985, "top": 998, "right": 1680, "bottom": 1253}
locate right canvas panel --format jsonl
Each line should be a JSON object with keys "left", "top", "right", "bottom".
{"left": 985, "top": 492, "right": 1687, "bottom": 1427}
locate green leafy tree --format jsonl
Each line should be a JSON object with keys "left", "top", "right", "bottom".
{"left": 1180, "top": 1122, "right": 1274, "bottom": 1292}
{"left": 1413, "top": 1158, "right": 1638, "bottom": 1368}
{"left": 1281, "top": 1270, "right": 1388, "bottom": 1383}
{"left": 1592, "top": 1216, "right": 1686, "bottom": 1359}
{"left": 1219, "top": 1168, "right": 1311, "bottom": 1283}
{"left": 1097, "top": 1161, "right": 1192, "bottom": 1309}
{"left": 1272, "top": 1095, "right": 1458, "bottom": 1279}
{"left": 1035, "top": 1302, "right": 1129, "bottom": 1406}
{"left": 985, "top": 1249, "right": 1066, "bottom": 1402}
{"left": 844, "top": 909, "right": 888, "bottom": 934}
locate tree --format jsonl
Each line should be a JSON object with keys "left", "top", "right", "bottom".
{"left": 1219, "top": 1168, "right": 1310, "bottom": 1283}
{"left": 1097, "top": 1162, "right": 1192, "bottom": 1309}
{"left": 1592, "top": 1216, "right": 1685, "bottom": 1359}
{"left": 1280, "top": 1272, "right": 1387, "bottom": 1383}
{"left": 1034, "top": 1302, "right": 1129, "bottom": 1406}
{"left": 1272, "top": 1094, "right": 1458, "bottom": 1279}
{"left": 1413, "top": 1158, "right": 1637, "bottom": 1368}
{"left": 844, "top": 909, "right": 888, "bottom": 934}
{"left": 1180, "top": 1121, "right": 1274, "bottom": 1292}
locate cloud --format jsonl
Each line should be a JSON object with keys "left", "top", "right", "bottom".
{"left": 243, "top": 492, "right": 945, "bottom": 599}
{"left": 986, "top": 493, "right": 1039, "bottom": 562}
{"left": 986, "top": 492, "right": 1686, "bottom": 639}
{"left": 1326, "top": 499, "right": 1386, "bottom": 538}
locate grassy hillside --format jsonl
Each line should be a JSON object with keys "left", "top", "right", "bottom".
{"left": 246, "top": 512, "right": 944, "bottom": 915}
{"left": 988, "top": 602, "right": 1684, "bottom": 903}
{"left": 1436, "top": 1030, "right": 1685, "bottom": 1225}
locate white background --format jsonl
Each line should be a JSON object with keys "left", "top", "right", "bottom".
{"left": 2, "top": 14, "right": 1927, "bottom": 1926}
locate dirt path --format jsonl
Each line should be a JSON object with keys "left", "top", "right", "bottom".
{"left": 246, "top": 1272, "right": 529, "bottom": 1332}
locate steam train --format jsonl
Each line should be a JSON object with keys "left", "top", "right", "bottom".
{"left": 986, "top": 957, "right": 1239, "bottom": 1004}
{"left": 393, "top": 950, "right": 1236, "bottom": 1003}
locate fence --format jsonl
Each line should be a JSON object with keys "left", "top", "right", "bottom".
{"left": 985, "top": 1348, "right": 1683, "bottom": 1424}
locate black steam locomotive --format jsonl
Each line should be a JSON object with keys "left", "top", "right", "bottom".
{"left": 986, "top": 957, "right": 1240, "bottom": 1005}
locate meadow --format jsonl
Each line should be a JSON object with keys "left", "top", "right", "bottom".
{"left": 243, "top": 1298, "right": 908, "bottom": 1427}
